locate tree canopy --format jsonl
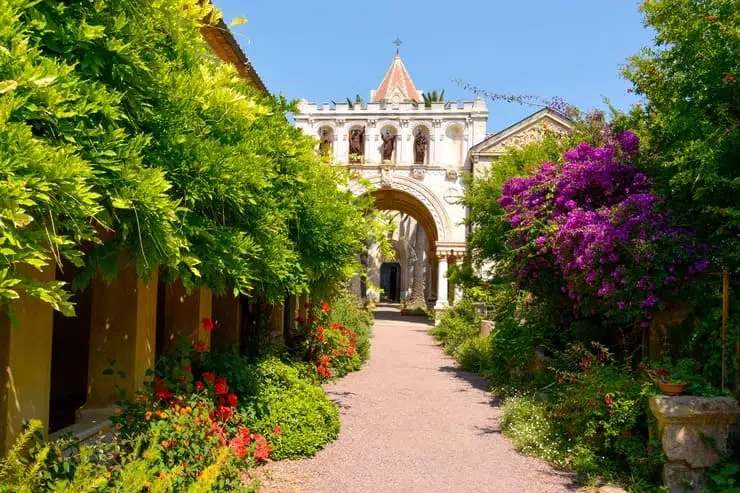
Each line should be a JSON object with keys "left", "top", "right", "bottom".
{"left": 1, "top": 0, "right": 377, "bottom": 313}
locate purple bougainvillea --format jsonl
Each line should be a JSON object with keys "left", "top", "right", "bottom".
{"left": 498, "top": 130, "right": 707, "bottom": 325}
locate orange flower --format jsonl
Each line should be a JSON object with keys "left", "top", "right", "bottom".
{"left": 321, "top": 302, "right": 330, "bottom": 313}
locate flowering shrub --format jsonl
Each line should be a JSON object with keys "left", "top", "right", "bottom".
{"left": 498, "top": 130, "right": 707, "bottom": 327}
{"left": 297, "top": 299, "right": 366, "bottom": 380}
{"left": 501, "top": 343, "right": 663, "bottom": 485}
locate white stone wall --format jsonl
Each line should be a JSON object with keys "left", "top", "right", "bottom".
{"left": 294, "top": 98, "right": 488, "bottom": 250}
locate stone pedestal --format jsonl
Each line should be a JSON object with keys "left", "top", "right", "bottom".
{"left": 0, "top": 264, "right": 55, "bottom": 454}
{"left": 269, "top": 304, "right": 285, "bottom": 342}
{"left": 479, "top": 320, "right": 494, "bottom": 338}
{"left": 650, "top": 396, "right": 740, "bottom": 492}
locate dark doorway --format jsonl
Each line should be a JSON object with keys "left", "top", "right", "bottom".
{"left": 49, "top": 263, "right": 92, "bottom": 433}
{"left": 380, "top": 262, "right": 401, "bottom": 303}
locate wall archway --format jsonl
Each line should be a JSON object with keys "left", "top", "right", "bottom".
{"left": 352, "top": 175, "right": 452, "bottom": 247}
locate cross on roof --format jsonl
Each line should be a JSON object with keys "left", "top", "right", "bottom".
{"left": 393, "top": 37, "right": 402, "bottom": 54}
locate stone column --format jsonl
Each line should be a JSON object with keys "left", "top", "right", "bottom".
{"left": 161, "top": 281, "right": 213, "bottom": 353}
{"left": 650, "top": 396, "right": 740, "bottom": 493}
{"left": 0, "top": 264, "right": 55, "bottom": 454}
{"left": 84, "top": 260, "right": 158, "bottom": 410}
{"left": 269, "top": 304, "right": 284, "bottom": 342}
{"left": 211, "top": 294, "right": 241, "bottom": 350}
{"left": 435, "top": 254, "right": 449, "bottom": 310}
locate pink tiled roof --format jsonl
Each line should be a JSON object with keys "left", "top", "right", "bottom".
{"left": 372, "top": 53, "right": 422, "bottom": 103}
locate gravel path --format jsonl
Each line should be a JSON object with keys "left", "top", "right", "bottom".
{"left": 259, "top": 306, "right": 578, "bottom": 493}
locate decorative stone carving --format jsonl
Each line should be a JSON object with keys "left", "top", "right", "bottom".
{"left": 443, "top": 187, "right": 461, "bottom": 205}
{"left": 432, "top": 119, "right": 442, "bottom": 128}
{"left": 380, "top": 165, "right": 393, "bottom": 188}
{"left": 412, "top": 167, "right": 425, "bottom": 179}
{"left": 445, "top": 169, "right": 459, "bottom": 181}
{"left": 650, "top": 396, "right": 740, "bottom": 493}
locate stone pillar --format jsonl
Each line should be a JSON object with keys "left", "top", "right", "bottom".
{"left": 435, "top": 254, "right": 449, "bottom": 311}
{"left": 85, "top": 260, "right": 158, "bottom": 410}
{"left": 211, "top": 294, "right": 241, "bottom": 350}
{"left": 0, "top": 264, "right": 55, "bottom": 454}
{"left": 650, "top": 396, "right": 740, "bottom": 493}
{"left": 269, "top": 304, "right": 284, "bottom": 342}
{"left": 161, "top": 281, "right": 212, "bottom": 353}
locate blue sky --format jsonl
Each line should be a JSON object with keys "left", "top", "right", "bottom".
{"left": 216, "top": 1, "right": 653, "bottom": 132}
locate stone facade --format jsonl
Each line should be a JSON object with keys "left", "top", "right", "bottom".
{"left": 295, "top": 55, "right": 575, "bottom": 310}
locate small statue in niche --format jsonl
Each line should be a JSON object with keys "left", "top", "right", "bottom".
{"left": 380, "top": 129, "right": 396, "bottom": 162}
{"left": 349, "top": 128, "right": 365, "bottom": 163}
{"left": 414, "top": 129, "right": 428, "bottom": 164}
{"left": 319, "top": 129, "right": 332, "bottom": 155}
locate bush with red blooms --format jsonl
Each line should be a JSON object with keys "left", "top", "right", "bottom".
{"left": 114, "top": 318, "right": 280, "bottom": 468}
{"left": 112, "top": 391, "right": 268, "bottom": 491}
{"left": 299, "top": 301, "right": 362, "bottom": 380}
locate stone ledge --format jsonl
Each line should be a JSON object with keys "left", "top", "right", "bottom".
{"left": 48, "top": 405, "right": 118, "bottom": 445}
{"left": 650, "top": 396, "right": 740, "bottom": 426}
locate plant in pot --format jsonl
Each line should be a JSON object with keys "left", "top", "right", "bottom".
{"left": 644, "top": 360, "right": 688, "bottom": 396}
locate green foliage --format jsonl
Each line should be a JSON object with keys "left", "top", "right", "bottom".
{"left": 501, "top": 344, "right": 665, "bottom": 488}
{"left": 242, "top": 378, "right": 340, "bottom": 459}
{"left": 323, "top": 291, "right": 373, "bottom": 362}
{"left": 429, "top": 299, "right": 480, "bottom": 356}
{"left": 500, "top": 397, "right": 564, "bottom": 465}
{"left": 622, "top": 0, "right": 740, "bottom": 271}
{"left": 1, "top": 0, "right": 376, "bottom": 314}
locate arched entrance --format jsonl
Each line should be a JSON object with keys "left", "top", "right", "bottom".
{"left": 362, "top": 187, "right": 440, "bottom": 306}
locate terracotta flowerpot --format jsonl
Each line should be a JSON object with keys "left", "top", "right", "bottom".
{"left": 658, "top": 382, "right": 688, "bottom": 396}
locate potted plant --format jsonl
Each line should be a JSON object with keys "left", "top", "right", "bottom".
{"left": 644, "top": 360, "right": 688, "bottom": 396}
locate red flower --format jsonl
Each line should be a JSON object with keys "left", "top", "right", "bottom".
{"left": 217, "top": 405, "right": 233, "bottom": 421}
{"left": 604, "top": 395, "right": 614, "bottom": 407}
{"left": 195, "top": 381, "right": 205, "bottom": 392}
{"left": 214, "top": 377, "right": 229, "bottom": 395}
{"left": 253, "top": 434, "right": 271, "bottom": 462}
{"left": 317, "top": 365, "right": 332, "bottom": 379}
{"left": 155, "top": 379, "right": 173, "bottom": 400}
{"left": 296, "top": 316, "right": 306, "bottom": 324}
{"left": 304, "top": 302, "right": 311, "bottom": 309}
{"left": 345, "top": 347, "right": 355, "bottom": 356}
{"left": 724, "top": 74, "right": 735, "bottom": 82}
{"left": 623, "top": 430, "right": 632, "bottom": 438}
{"left": 229, "top": 436, "right": 248, "bottom": 458}
{"left": 202, "top": 372, "right": 216, "bottom": 383}
{"left": 322, "top": 302, "right": 330, "bottom": 313}
{"left": 193, "top": 341, "right": 207, "bottom": 353}
{"left": 706, "top": 15, "right": 718, "bottom": 21}
{"left": 183, "top": 363, "right": 192, "bottom": 373}
{"left": 238, "top": 427, "right": 251, "bottom": 443}
{"left": 332, "top": 349, "right": 340, "bottom": 357}
{"left": 272, "top": 425, "right": 282, "bottom": 437}
{"left": 201, "top": 318, "right": 214, "bottom": 332}
{"left": 319, "top": 355, "right": 331, "bottom": 366}
{"left": 227, "top": 393, "right": 238, "bottom": 407}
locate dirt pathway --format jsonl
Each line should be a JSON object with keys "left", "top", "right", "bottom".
{"left": 260, "top": 306, "right": 578, "bottom": 493}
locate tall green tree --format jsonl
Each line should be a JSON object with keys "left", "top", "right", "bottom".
{"left": 622, "top": 0, "right": 740, "bottom": 271}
